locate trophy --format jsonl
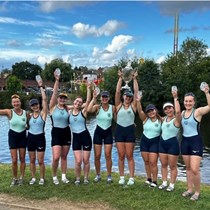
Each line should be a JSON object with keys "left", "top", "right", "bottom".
{"left": 121, "top": 61, "right": 134, "bottom": 90}
{"left": 171, "top": 85, "right": 177, "bottom": 93}
{"left": 54, "top": 68, "right": 61, "bottom": 76}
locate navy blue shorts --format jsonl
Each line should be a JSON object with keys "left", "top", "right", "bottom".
{"left": 181, "top": 135, "right": 203, "bottom": 157}
{"left": 51, "top": 126, "right": 71, "bottom": 147}
{"left": 8, "top": 129, "right": 27, "bottom": 149}
{"left": 72, "top": 130, "right": 92, "bottom": 151}
{"left": 93, "top": 125, "right": 113, "bottom": 145}
{"left": 114, "top": 124, "right": 135, "bottom": 143}
{"left": 140, "top": 134, "right": 159, "bottom": 153}
{"left": 27, "top": 132, "right": 46, "bottom": 152}
{"left": 159, "top": 136, "right": 180, "bottom": 155}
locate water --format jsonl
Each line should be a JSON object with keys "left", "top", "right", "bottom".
{"left": 0, "top": 115, "right": 210, "bottom": 184}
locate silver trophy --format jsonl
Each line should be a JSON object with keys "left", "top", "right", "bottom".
{"left": 121, "top": 61, "right": 134, "bottom": 90}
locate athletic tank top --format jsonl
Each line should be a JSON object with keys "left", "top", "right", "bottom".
{"left": 181, "top": 109, "right": 200, "bottom": 137}
{"left": 96, "top": 104, "right": 113, "bottom": 130}
{"left": 51, "top": 106, "right": 69, "bottom": 128}
{"left": 28, "top": 114, "right": 45, "bottom": 135}
{"left": 9, "top": 109, "right": 27, "bottom": 133}
{"left": 143, "top": 118, "right": 161, "bottom": 139}
{"left": 69, "top": 111, "right": 86, "bottom": 133}
{"left": 161, "top": 117, "right": 179, "bottom": 140}
{"left": 117, "top": 105, "right": 135, "bottom": 127}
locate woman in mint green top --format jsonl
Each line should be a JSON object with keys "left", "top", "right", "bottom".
{"left": 0, "top": 94, "right": 28, "bottom": 186}
{"left": 136, "top": 96, "right": 162, "bottom": 188}
{"left": 158, "top": 89, "right": 181, "bottom": 192}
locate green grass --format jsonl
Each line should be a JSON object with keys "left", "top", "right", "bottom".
{"left": 0, "top": 164, "right": 210, "bottom": 210}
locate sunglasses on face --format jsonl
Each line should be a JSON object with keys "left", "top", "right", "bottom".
{"left": 59, "top": 96, "right": 67, "bottom": 100}
{"left": 101, "top": 95, "right": 108, "bottom": 98}
{"left": 184, "top": 92, "right": 195, "bottom": 97}
{"left": 31, "top": 103, "right": 38, "bottom": 107}
{"left": 164, "top": 106, "right": 173, "bottom": 111}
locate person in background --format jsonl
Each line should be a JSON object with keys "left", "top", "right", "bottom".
{"left": 181, "top": 84, "right": 210, "bottom": 201}
{"left": 114, "top": 70, "right": 138, "bottom": 186}
{"left": 136, "top": 95, "right": 162, "bottom": 188}
{"left": 158, "top": 89, "right": 181, "bottom": 192}
{"left": 69, "top": 84, "right": 91, "bottom": 185}
{"left": 49, "top": 71, "right": 71, "bottom": 185}
{"left": 87, "top": 90, "right": 115, "bottom": 184}
{"left": 0, "top": 94, "right": 28, "bottom": 186}
{"left": 27, "top": 77, "right": 48, "bottom": 185}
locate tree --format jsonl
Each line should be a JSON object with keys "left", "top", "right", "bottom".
{"left": 160, "top": 37, "right": 210, "bottom": 107}
{"left": 42, "top": 58, "right": 73, "bottom": 82}
{"left": 6, "top": 75, "right": 22, "bottom": 93}
{"left": 12, "top": 61, "right": 42, "bottom": 80}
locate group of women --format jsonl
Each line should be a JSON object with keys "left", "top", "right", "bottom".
{"left": 0, "top": 70, "right": 209, "bottom": 202}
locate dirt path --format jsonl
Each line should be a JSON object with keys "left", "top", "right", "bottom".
{"left": 0, "top": 193, "right": 112, "bottom": 210}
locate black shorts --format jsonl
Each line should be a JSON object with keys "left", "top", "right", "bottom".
{"left": 115, "top": 124, "right": 135, "bottom": 143}
{"left": 181, "top": 135, "right": 203, "bottom": 157}
{"left": 93, "top": 125, "right": 113, "bottom": 145}
{"left": 159, "top": 136, "right": 180, "bottom": 155}
{"left": 8, "top": 129, "right": 27, "bottom": 149}
{"left": 51, "top": 126, "right": 71, "bottom": 147}
{"left": 27, "top": 132, "right": 46, "bottom": 152}
{"left": 140, "top": 134, "right": 159, "bottom": 153}
{"left": 72, "top": 130, "right": 92, "bottom": 151}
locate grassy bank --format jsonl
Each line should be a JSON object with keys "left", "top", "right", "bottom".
{"left": 0, "top": 164, "right": 210, "bottom": 210}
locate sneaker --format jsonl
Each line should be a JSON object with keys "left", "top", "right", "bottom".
{"left": 74, "top": 180, "right": 81, "bottom": 185}
{"left": 127, "top": 177, "right": 135, "bottom": 186}
{"left": 10, "top": 178, "right": 18, "bottom": 187}
{"left": 29, "top": 178, "right": 36, "bottom": 185}
{"left": 145, "top": 180, "right": 152, "bottom": 186}
{"left": 106, "top": 177, "right": 113, "bottom": 184}
{"left": 118, "top": 177, "right": 125, "bottom": 185}
{"left": 18, "top": 178, "right": 23, "bottom": 186}
{"left": 150, "top": 182, "right": 157, "bottom": 188}
{"left": 93, "top": 176, "right": 101, "bottom": 183}
{"left": 39, "top": 179, "right": 45, "bottom": 185}
{"left": 166, "top": 186, "right": 174, "bottom": 192}
{"left": 53, "top": 177, "right": 59, "bottom": 185}
{"left": 62, "top": 178, "right": 70, "bottom": 184}
{"left": 158, "top": 184, "right": 167, "bottom": 190}
{"left": 84, "top": 178, "right": 89, "bottom": 185}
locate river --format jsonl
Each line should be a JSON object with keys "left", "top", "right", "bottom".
{"left": 0, "top": 115, "right": 210, "bottom": 184}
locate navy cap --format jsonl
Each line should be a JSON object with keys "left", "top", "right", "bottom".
{"left": 101, "top": 91, "right": 110, "bottom": 97}
{"left": 145, "top": 104, "right": 156, "bottom": 112}
{"left": 29, "top": 98, "right": 39, "bottom": 106}
{"left": 123, "top": 90, "right": 134, "bottom": 97}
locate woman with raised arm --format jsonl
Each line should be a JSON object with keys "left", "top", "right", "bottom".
{"left": 181, "top": 84, "right": 210, "bottom": 201}
{"left": 0, "top": 94, "right": 28, "bottom": 186}
{"left": 49, "top": 71, "right": 71, "bottom": 185}
{"left": 114, "top": 70, "right": 138, "bottom": 186}
{"left": 158, "top": 89, "right": 181, "bottom": 192}
{"left": 136, "top": 95, "right": 162, "bottom": 188}
{"left": 27, "top": 77, "right": 48, "bottom": 185}
{"left": 87, "top": 90, "right": 115, "bottom": 184}
{"left": 69, "top": 84, "right": 92, "bottom": 185}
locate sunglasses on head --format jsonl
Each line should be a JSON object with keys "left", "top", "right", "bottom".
{"left": 184, "top": 92, "right": 195, "bottom": 97}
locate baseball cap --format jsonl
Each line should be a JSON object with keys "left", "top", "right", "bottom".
{"left": 123, "top": 90, "right": 134, "bottom": 97}
{"left": 163, "top": 102, "right": 174, "bottom": 110}
{"left": 145, "top": 104, "right": 156, "bottom": 112}
{"left": 58, "top": 92, "right": 68, "bottom": 98}
{"left": 29, "top": 98, "right": 39, "bottom": 106}
{"left": 101, "top": 91, "right": 110, "bottom": 97}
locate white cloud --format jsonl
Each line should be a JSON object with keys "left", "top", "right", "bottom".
{"left": 71, "top": 20, "right": 123, "bottom": 38}
{"left": 106, "top": 35, "right": 133, "bottom": 53}
{"left": 156, "top": 55, "right": 166, "bottom": 64}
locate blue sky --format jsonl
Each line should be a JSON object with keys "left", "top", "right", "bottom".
{"left": 1, "top": 1, "right": 210, "bottom": 70}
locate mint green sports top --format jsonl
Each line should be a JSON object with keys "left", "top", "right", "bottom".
{"left": 117, "top": 105, "right": 135, "bottom": 127}
{"left": 96, "top": 104, "right": 113, "bottom": 130}
{"left": 161, "top": 117, "right": 180, "bottom": 140}
{"left": 143, "top": 118, "right": 161, "bottom": 139}
{"left": 9, "top": 109, "right": 27, "bottom": 133}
